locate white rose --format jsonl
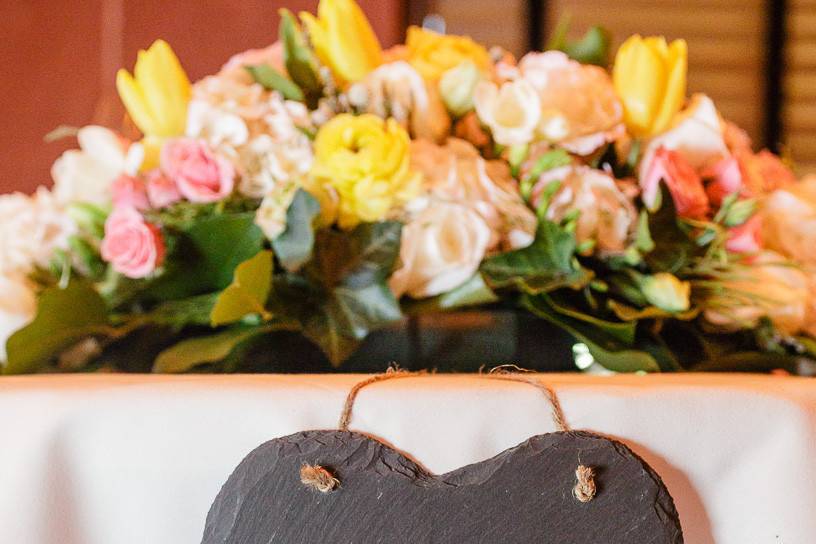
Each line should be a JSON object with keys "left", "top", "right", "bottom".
{"left": 0, "top": 275, "right": 37, "bottom": 363}
{"left": 389, "top": 202, "right": 492, "bottom": 299}
{"left": 0, "top": 188, "right": 76, "bottom": 277}
{"left": 473, "top": 78, "right": 540, "bottom": 146}
{"left": 410, "top": 138, "right": 535, "bottom": 251}
{"left": 762, "top": 176, "right": 816, "bottom": 266}
{"left": 51, "top": 126, "right": 143, "bottom": 206}
{"left": 532, "top": 165, "right": 636, "bottom": 254}
{"left": 639, "top": 94, "right": 729, "bottom": 184}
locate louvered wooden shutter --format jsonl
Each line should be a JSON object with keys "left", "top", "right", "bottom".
{"left": 786, "top": 0, "right": 816, "bottom": 174}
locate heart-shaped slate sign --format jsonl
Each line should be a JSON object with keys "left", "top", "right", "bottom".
{"left": 202, "top": 429, "right": 683, "bottom": 543}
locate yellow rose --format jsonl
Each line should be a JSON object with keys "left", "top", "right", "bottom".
{"left": 406, "top": 26, "right": 491, "bottom": 80}
{"left": 300, "top": 0, "right": 382, "bottom": 85}
{"left": 612, "top": 35, "right": 687, "bottom": 138}
{"left": 310, "top": 114, "right": 420, "bottom": 228}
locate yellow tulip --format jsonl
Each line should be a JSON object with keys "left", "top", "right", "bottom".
{"left": 613, "top": 35, "right": 687, "bottom": 138}
{"left": 300, "top": 0, "right": 382, "bottom": 85}
{"left": 116, "top": 40, "right": 191, "bottom": 167}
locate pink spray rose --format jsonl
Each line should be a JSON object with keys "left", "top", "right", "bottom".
{"left": 726, "top": 215, "right": 763, "bottom": 254}
{"left": 111, "top": 175, "right": 149, "bottom": 210}
{"left": 145, "top": 170, "right": 182, "bottom": 209}
{"left": 703, "top": 156, "right": 743, "bottom": 206}
{"left": 101, "top": 207, "right": 165, "bottom": 279}
{"left": 160, "top": 139, "right": 235, "bottom": 203}
{"left": 641, "top": 147, "right": 710, "bottom": 219}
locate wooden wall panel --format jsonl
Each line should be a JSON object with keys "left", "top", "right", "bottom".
{"left": 0, "top": 0, "right": 405, "bottom": 194}
{"left": 785, "top": 0, "right": 816, "bottom": 174}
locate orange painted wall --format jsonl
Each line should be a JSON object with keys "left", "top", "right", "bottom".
{"left": 0, "top": 0, "right": 405, "bottom": 194}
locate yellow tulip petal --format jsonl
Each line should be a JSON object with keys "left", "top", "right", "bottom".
{"left": 116, "top": 68, "right": 160, "bottom": 136}
{"left": 651, "top": 39, "right": 688, "bottom": 134}
{"left": 614, "top": 36, "right": 664, "bottom": 137}
{"left": 135, "top": 40, "right": 190, "bottom": 136}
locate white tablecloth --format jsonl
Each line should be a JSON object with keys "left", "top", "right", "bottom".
{"left": 1, "top": 373, "right": 814, "bottom": 543}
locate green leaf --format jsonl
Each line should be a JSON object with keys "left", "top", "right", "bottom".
{"left": 245, "top": 64, "right": 304, "bottom": 101}
{"left": 607, "top": 299, "right": 698, "bottom": 322}
{"left": 644, "top": 186, "right": 696, "bottom": 273}
{"left": 520, "top": 149, "right": 572, "bottom": 200}
{"left": 148, "top": 212, "right": 265, "bottom": 300}
{"left": 404, "top": 273, "right": 498, "bottom": 314}
{"left": 4, "top": 281, "right": 109, "bottom": 374}
{"left": 547, "top": 15, "right": 611, "bottom": 67}
{"left": 310, "top": 221, "right": 403, "bottom": 289}
{"left": 144, "top": 293, "right": 220, "bottom": 329}
{"left": 522, "top": 294, "right": 661, "bottom": 373}
{"left": 279, "top": 9, "right": 322, "bottom": 107}
{"left": 547, "top": 294, "right": 636, "bottom": 345}
{"left": 303, "top": 283, "right": 403, "bottom": 366}
{"left": 481, "top": 220, "right": 593, "bottom": 294}
{"left": 211, "top": 250, "right": 274, "bottom": 326}
{"left": 271, "top": 189, "right": 320, "bottom": 272}
{"left": 152, "top": 326, "right": 266, "bottom": 373}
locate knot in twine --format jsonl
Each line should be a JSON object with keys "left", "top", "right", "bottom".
{"left": 300, "top": 464, "right": 339, "bottom": 493}
{"left": 573, "top": 465, "right": 596, "bottom": 503}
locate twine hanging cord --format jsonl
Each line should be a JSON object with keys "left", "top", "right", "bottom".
{"left": 304, "top": 365, "right": 595, "bottom": 502}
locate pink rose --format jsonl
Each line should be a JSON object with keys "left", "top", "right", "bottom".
{"left": 101, "top": 207, "right": 165, "bottom": 279}
{"left": 642, "top": 147, "right": 709, "bottom": 219}
{"left": 160, "top": 139, "right": 235, "bottom": 203}
{"left": 703, "top": 156, "right": 743, "bottom": 206}
{"left": 145, "top": 170, "right": 181, "bottom": 209}
{"left": 111, "top": 175, "right": 149, "bottom": 210}
{"left": 726, "top": 215, "right": 763, "bottom": 254}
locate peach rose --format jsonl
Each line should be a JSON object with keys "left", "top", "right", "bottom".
{"left": 473, "top": 78, "right": 540, "bottom": 146}
{"left": 160, "top": 139, "right": 235, "bottom": 203}
{"left": 761, "top": 176, "right": 816, "bottom": 266}
{"left": 389, "top": 201, "right": 492, "bottom": 299}
{"left": 641, "top": 147, "right": 709, "bottom": 219}
{"left": 531, "top": 165, "right": 636, "bottom": 254}
{"left": 101, "top": 207, "right": 165, "bottom": 279}
{"left": 145, "top": 170, "right": 181, "bottom": 209}
{"left": 111, "top": 175, "right": 149, "bottom": 210}
{"left": 519, "top": 51, "right": 623, "bottom": 154}
{"left": 219, "top": 42, "right": 285, "bottom": 85}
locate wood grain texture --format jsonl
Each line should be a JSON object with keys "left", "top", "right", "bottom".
{"left": 202, "top": 430, "right": 683, "bottom": 543}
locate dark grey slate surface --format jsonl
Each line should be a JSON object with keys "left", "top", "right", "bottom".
{"left": 202, "top": 430, "right": 683, "bottom": 543}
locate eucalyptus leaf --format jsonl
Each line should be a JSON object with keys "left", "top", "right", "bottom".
{"left": 271, "top": 189, "right": 320, "bottom": 272}
{"left": 481, "top": 220, "right": 592, "bottom": 294}
{"left": 211, "top": 250, "right": 274, "bottom": 326}
{"left": 245, "top": 65, "right": 304, "bottom": 101}
{"left": 4, "top": 280, "right": 110, "bottom": 374}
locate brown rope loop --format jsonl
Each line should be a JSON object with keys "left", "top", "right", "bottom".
{"left": 485, "top": 365, "right": 569, "bottom": 432}
{"left": 338, "top": 367, "right": 427, "bottom": 431}
{"left": 300, "top": 464, "right": 339, "bottom": 493}
{"left": 573, "top": 465, "right": 596, "bottom": 503}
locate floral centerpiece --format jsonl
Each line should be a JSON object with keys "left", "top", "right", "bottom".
{"left": 3, "top": 0, "right": 815, "bottom": 374}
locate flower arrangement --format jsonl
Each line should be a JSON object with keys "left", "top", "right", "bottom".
{"left": 3, "top": 0, "right": 815, "bottom": 374}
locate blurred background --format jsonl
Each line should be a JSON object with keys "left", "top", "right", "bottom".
{"left": 1, "top": 0, "right": 811, "bottom": 194}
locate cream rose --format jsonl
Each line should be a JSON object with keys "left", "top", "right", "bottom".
{"left": 410, "top": 138, "right": 536, "bottom": 251}
{"left": 51, "top": 126, "right": 143, "bottom": 207}
{"left": 531, "top": 166, "right": 636, "bottom": 254}
{"left": 389, "top": 201, "right": 492, "bottom": 299}
{"left": 0, "top": 275, "right": 37, "bottom": 363}
{"left": 473, "top": 78, "right": 540, "bottom": 146}
{"left": 518, "top": 51, "right": 623, "bottom": 154}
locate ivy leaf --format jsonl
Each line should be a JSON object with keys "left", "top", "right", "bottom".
{"left": 144, "top": 293, "right": 220, "bottom": 329}
{"left": 309, "top": 221, "right": 403, "bottom": 289}
{"left": 522, "top": 294, "right": 661, "bottom": 373}
{"left": 271, "top": 189, "right": 320, "bottom": 272}
{"left": 153, "top": 326, "right": 266, "bottom": 373}
{"left": 245, "top": 65, "right": 304, "bottom": 101}
{"left": 303, "top": 283, "right": 403, "bottom": 366}
{"left": 4, "top": 280, "right": 109, "bottom": 374}
{"left": 279, "top": 9, "right": 322, "bottom": 107}
{"left": 211, "top": 251, "right": 274, "bottom": 326}
{"left": 481, "top": 220, "right": 592, "bottom": 294}
{"left": 147, "top": 212, "right": 265, "bottom": 300}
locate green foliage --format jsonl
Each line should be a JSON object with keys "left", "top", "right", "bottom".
{"left": 211, "top": 251, "right": 274, "bottom": 326}
{"left": 245, "top": 65, "right": 304, "bottom": 101}
{"left": 271, "top": 189, "right": 320, "bottom": 272}
{"left": 143, "top": 293, "right": 220, "bottom": 330}
{"left": 404, "top": 274, "right": 498, "bottom": 315}
{"left": 4, "top": 281, "right": 109, "bottom": 374}
{"left": 481, "top": 220, "right": 592, "bottom": 295}
{"left": 519, "top": 149, "right": 572, "bottom": 201}
{"left": 153, "top": 326, "right": 267, "bottom": 373}
{"left": 280, "top": 8, "right": 322, "bottom": 107}
{"left": 547, "top": 15, "right": 611, "bottom": 66}
{"left": 643, "top": 186, "right": 697, "bottom": 273}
